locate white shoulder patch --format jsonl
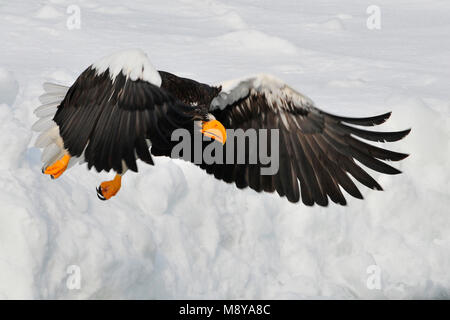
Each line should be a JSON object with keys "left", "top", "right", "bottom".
{"left": 210, "top": 73, "right": 314, "bottom": 111}
{"left": 92, "top": 49, "right": 162, "bottom": 86}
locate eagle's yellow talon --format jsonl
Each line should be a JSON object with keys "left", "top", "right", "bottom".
{"left": 43, "top": 154, "right": 71, "bottom": 179}
{"left": 97, "top": 174, "right": 122, "bottom": 200}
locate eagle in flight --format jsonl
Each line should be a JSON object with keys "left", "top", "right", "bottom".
{"left": 32, "top": 49, "right": 410, "bottom": 206}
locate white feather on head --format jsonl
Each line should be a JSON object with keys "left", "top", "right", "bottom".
{"left": 92, "top": 48, "right": 162, "bottom": 86}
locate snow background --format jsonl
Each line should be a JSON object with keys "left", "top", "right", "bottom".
{"left": 0, "top": 0, "right": 449, "bottom": 299}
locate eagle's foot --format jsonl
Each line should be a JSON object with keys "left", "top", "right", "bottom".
{"left": 43, "top": 154, "right": 71, "bottom": 179}
{"left": 97, "top": 174, "right": 122, "bottom": 200}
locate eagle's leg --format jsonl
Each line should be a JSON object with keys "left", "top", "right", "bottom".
{"left": 96, "top": 173, "right": 123, "bottom": 201}
{"left": 43, "top": 153, "right": 71, "bottom": 179}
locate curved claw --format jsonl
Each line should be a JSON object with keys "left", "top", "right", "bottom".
{"left": 96, "top": 186, "right": 106, "bottom": 201}
{"left": 42, "top": 167, "right": 54, "bottom": 179}
{"left": 43, "top": 154, "right": 71, "bottom": 179}
{"left": 96, "top": 174, "right": 122, "bottom": 200}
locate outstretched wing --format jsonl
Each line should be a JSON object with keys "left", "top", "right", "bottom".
{"left": 205, "top": 74, "right": 410, "bottom": 206}
{"left": 53, "top": 66, "right": 197, "bottom": 174}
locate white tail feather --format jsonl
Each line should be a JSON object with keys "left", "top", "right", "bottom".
{"left": 39, "top": 93, "right": 66, "bottom": 105}
{"left": 44, "top": 150, "right": 66, "bottom": 169}
{"left": 32, "top": 117, "right": 55, "bottom": 132}
{"left": 33, "top": 82, "right": 76, "bottom": 169}
{"left": 41, "top": 143, "right": 61, "bottom": 163}
{"left": 34, "top": 105, "right": 58, "bottom": 118}
{"left": 35, "top": 126, "right": 59, "bottom": 148}
{"left": 34, "top": 101, "right": 59, "bottom": 117}
{"left": 43, "top": 82, "right": 70, "bottom": 95}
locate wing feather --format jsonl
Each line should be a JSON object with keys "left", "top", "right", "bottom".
{"left": 53, "top": 67, "right": 197, "bottom": 173}
{"left": 202, "top": 74, "right": 410, "bottom": 206}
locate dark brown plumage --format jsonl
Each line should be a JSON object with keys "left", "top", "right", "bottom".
{"left": 48, "top": 53, "right": 410, "bottom": 205}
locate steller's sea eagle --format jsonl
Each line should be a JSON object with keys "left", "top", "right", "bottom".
{"left": 32, "top": 49, "right": 410, "bottom": 206}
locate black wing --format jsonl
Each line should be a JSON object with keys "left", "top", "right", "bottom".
{"left": 203, "top": 75, "right": 410, "bottom": 206}
{"left": 54, "top": 67, "right": 197, "bottom": 173}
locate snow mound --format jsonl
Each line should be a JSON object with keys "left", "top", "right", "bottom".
{"left": 306, "top": 18, "right": 346, "bottom": 32}
{"left": 34, "top": 5, "right": 62, "bottom": 19}
{"left": 0, "top": 68, "right": 19, "bottom": 106}
{"left": 217, "top": 11, "right": 248, "bottom": 30}
{"left": 211, "top": 30, "right": 298, "bottom": 56}
{"left": 94, "top": 6, "right": 133, "bottom": 15}
{"left": 321, "top": 18, "right": 346, "bottom": 31}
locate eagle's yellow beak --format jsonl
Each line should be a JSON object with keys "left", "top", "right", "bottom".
{"left": 201, "top": 120, "right": 227, "bottom": 144}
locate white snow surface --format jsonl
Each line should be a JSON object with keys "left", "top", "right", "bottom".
{"left": 0, "top": 0, "right": 449, "bottom": 299}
